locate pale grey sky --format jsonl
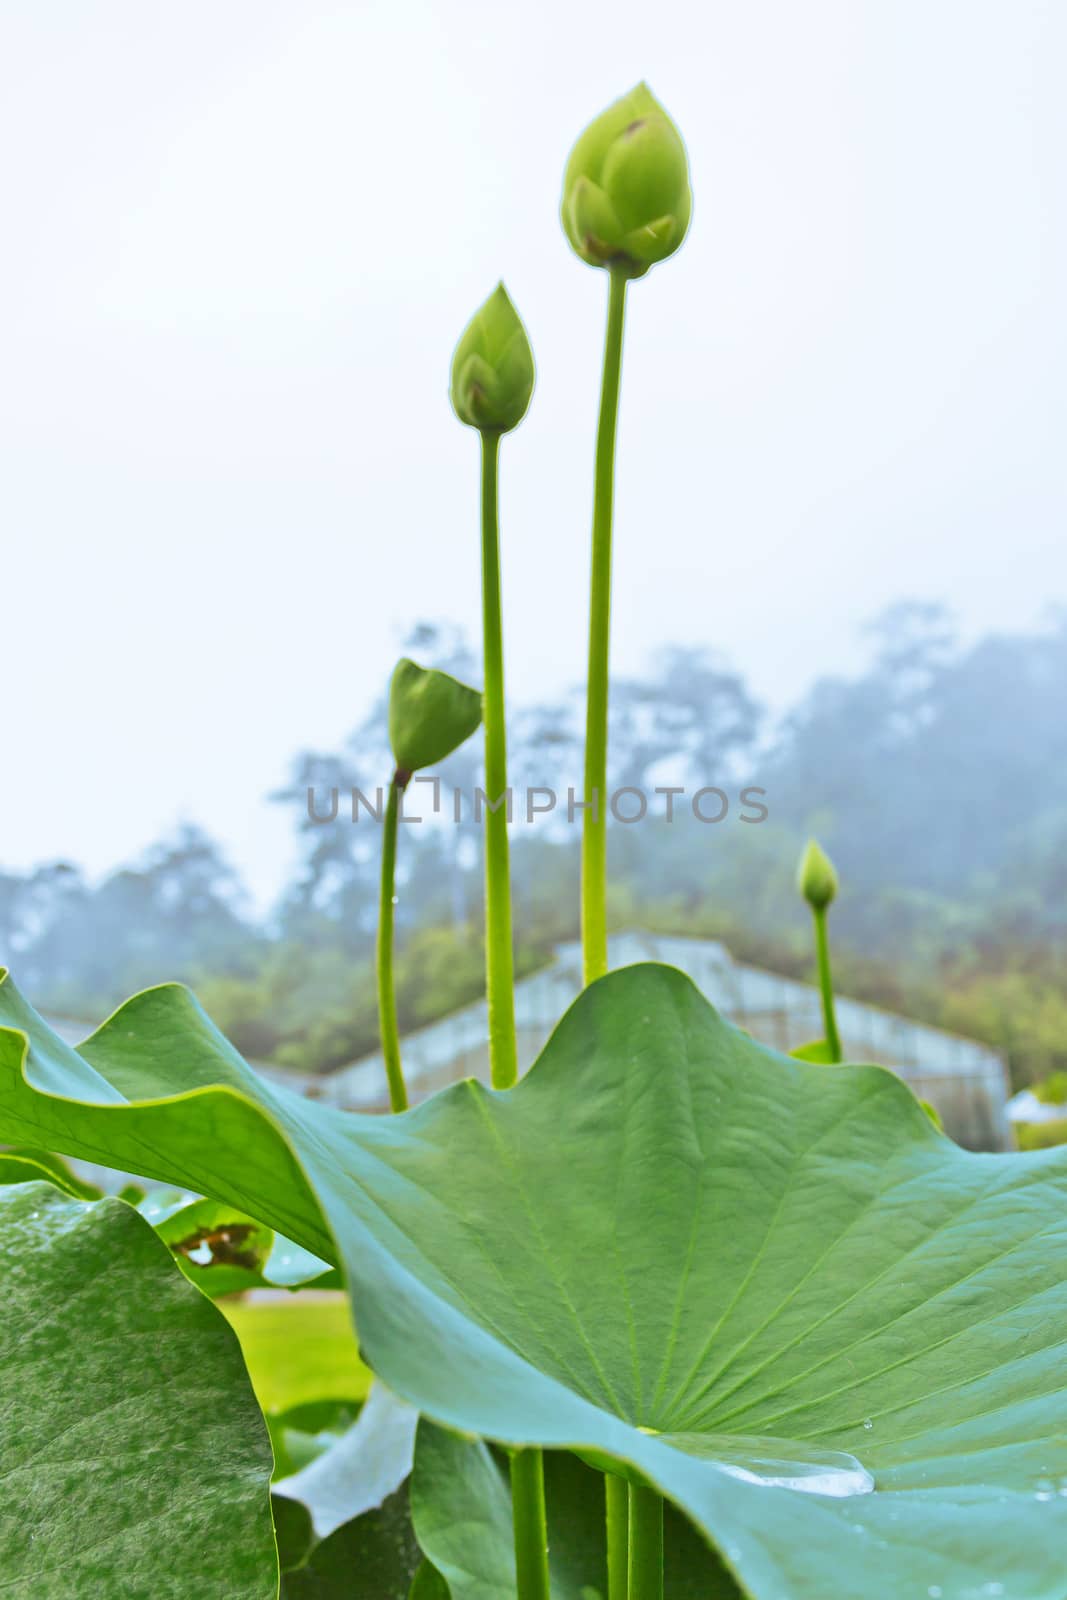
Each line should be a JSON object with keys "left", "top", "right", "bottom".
{"left": 2, "top": 0, "right": 1063, "bottom": 903}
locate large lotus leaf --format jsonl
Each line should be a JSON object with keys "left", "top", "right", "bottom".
{"left": 272, "top": 1387, "right": 418, "bottom": 1593}
{"left": 411, "top": 1423, "right": 738, "bottom": 1597}
{"left": 2, "top": 963, "right": 1067, "bottom": 1599}
{"left": 273, "top": 1493, "right": 316, "bottom": 1573}
{"left": 280, "top": 1483, "right": 421, "bottom": 1599}
{"left": 0, "top": 1180, "right": 276, "bottom": 1598}
{"left": 0, "top": 1144, "right": 102, "bottom": 1197}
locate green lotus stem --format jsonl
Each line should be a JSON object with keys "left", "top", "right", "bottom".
{"left": 627, "top": 1483, "right": 663, "bottom": 1600}
{"left": 510, "top": 1447, "right": 551, "bottom": 1600}
{"left": 376, "top": 774, "right": 409, "bottom": 1113}
{"left": 480, "top": 430, "right": 519, "bottom": 1090}
{"left": 812, "top": 906, "right": 843, "bottom": 1064}
{"left": 605, "top": 1473, "right": 629, "bottom": 1600}
{"left": 483, "top": 419, "right": 542, "bottom": 1578}
{"left": 581, "top": 266, "right": 628, "bottom": 987}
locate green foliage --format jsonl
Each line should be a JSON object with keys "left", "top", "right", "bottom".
{"left": 0, "top": 1181, "right": 276, "bottom": 1598}
{"left": 4, "top": 965, "right": 1067, "bottom": 1596}
{"left": 272, "top": 1493, "right": 316, "bottom": 1573}
{"left": 11, "top": 615, "right": 1067, "bottom": 1092}
{"left": 1, "top": 66, "right": 1063, "bottom": 1600}
{"left": 2, "top": 826, "right": 259, "bottom": 1014}
{"left": 409, "top": 1562, "right": 451, "bottom": 1600}
{"left": 1016, "top": 1117, "right": 1067, "bottom": 1151}
{"left": 933, "top": 957, "right": 1067, "bottom": 1090}
{"left": 136, "top": 1188, "right": 337, "bottom": 1296}
{"left": 0, "top": 1145, "right": 102, "bottom": 1197}
{"left": 1033, "top": 1069, "right": 1067, "bottom": 1105}
{"left": 198, "top": 925, "right": 548, "bottom": 1077}
{"left": 148, "top": 1192, "right": 276, "bottom": 1294}
{"left": 280, "top": 1484, "right": 421, "bottom": 1599}
{"left": 388, "top": 657, "right": 483, "bottom": 777}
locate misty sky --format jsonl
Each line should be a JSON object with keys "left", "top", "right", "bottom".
{"left": 2, "top": 1, "right": 1063, "bottom": 904}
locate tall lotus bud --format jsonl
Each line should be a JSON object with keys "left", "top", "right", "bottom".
{"left": 450, "top": 284, "right": 535, "bottom": 434}
{"left": 798, "top": 839, "right": 839, "bottom": 912}
{"left": 561, "top": 82, "right": 692, "bottom": 276}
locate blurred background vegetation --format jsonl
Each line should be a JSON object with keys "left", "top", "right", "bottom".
{"left": 6, "top": 599, "right": 1067, "bottom": 1099}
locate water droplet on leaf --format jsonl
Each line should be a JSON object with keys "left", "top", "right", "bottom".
{"left": 658, "top": 1431, "right": 874, "bottom": 1498}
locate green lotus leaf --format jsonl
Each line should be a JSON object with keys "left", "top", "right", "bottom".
{"left": 2, "top": 963, "right": 1067, "bottom": 1599}
{"left": 411, "top": 1422, "right": 738, "bottom": 1597}
{"left": 0, "top": 1180, "right": 276, "bottom": 1598}
{"left": 138, "top": 1187, "right": 337, "bottom": 1296}
{"left": 273, "top": 1493, "right": 316, "bottom": 1573}
{"left": 388, "top": 657, "right": 482, "bottom": 777}
{"left": 152, "top": 1194, "right": 275, "bottom": 1294}
{"left": 409, "top": 1563, "right": 450, "bottom": 1600}
{"left": 788, "top": 1045, "right": 945, "bottom": 1130}
{"left": 0, "top": 1144, "right": 102, "bottom": 1197}
{"left": 280, "top": 1483, "right": 420, "bottom": 1599}
{"left": 272, "top": 1385, "right": 416, "bottom": 1591}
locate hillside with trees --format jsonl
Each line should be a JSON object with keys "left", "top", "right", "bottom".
{"left": 5, "top": 602, "right": 1067, "bottom": 1090}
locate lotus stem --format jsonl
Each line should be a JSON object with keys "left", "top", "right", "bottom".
{"left": 376, "top": 774, "right": 409, "bottom": 1113}
{"left": 511, "top": 1447, "right": 551, "bottom": 1600}
{"left": 581, "top": 266, "right": 628, "bottom": 986}
{"left": 627, "top": 1482, "right": 663, "bottom": 1600}
{"left": 606, "top": 1472, "right": 630, "bottom": 1600}
{"left": 485, "top": 424, "right": 551, "bottom": 1573}
{"left": 813, "top": 906, "right": 843, "bottom": 1064}
{"left": 480, "top": 429, "right": 519, "bottom": 1090}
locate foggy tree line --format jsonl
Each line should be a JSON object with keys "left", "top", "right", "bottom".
{"left": 6, "top": 602, "right": 1067, "bottom": 1085}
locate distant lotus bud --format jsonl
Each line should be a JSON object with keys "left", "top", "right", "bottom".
{"left": 797, "top": 839, "right": 838, "bottom": 912}
{"left": 388, "top": 658, "right": 482, "bottom": 777}
{"left": 450, "top": 284, "right": 535, "bottom": 434}
{"left": 561, "top": 83, "right": 692, "bottom": 276}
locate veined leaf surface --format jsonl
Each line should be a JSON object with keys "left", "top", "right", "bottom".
{"left": 0, "top": 1181, "right": 276, "bottom": 1598}
{"left": 2, "top": 963, "right": 1066, "bottom": 1599}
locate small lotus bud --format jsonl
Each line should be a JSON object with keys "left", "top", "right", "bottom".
{"left": 388, "top": 658, "right": 482, "bottom": 776}
{"left": 450, "top": 284, "right": 535, "bottom": 434}
{"left": 797, "top": 839, "right": 838, "bottom": 912}
{"left": 561, "top": 82, "right": 692, "bottom": 276}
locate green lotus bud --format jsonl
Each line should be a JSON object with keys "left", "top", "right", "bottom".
{"left": 561, "top": 82, "right": 692, "bottom": 276}
{"left": 797, "top": 839, "right": 839, "bottom": 912}
{"left": 388, "top": 658, "right": 482, "bottom": 777}
{"left": 450, "top": 284, "right": 535, "bottom": 434}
